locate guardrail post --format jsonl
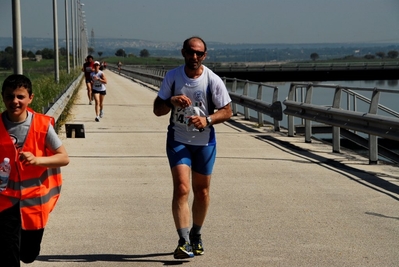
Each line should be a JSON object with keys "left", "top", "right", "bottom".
{"left": 231, "top": 79, "right": 238, "bottom": 115}
{"left": 256, "top": 84, "right": 263, "bottom": 126}
{"left": 368, "top": 90, "right": 381, "bottom": 164}
{"left": 243, "top": 81, "right": 250, "bottom": 119}
{"left": 369, "top": 135, "right": 378, "bottom": 164}
{"left": 272, "top": 87, "right": 280, "bottom": 131}
{"left": 304, "top": 84, "right": 313, "bottom": 143}
{"left": 332, "top": 87, "right": 342, "bottom": 153}
{"left": 287, "top": 83, "right": 296, "bottom": 137}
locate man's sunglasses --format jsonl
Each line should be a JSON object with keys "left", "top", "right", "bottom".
{"left": 185, "top": 49, "right": 205, "bottom": 58}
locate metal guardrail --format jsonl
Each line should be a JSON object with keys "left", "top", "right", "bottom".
{"left": 222, "top": 78, "right": 282, "bottom": 131}
{"left": 109, "top": 65, "right": 399, "bottom": 164}
{"left": 126, "top": 62, "right": 399, "bottom": 73}
{"left": 283, "top": 82, "right": 399, "bottom": 164}
{"left": 207, "top": 61, "right": 399, "bottom": 72}
{"left": 45, "top": 73, "right": 83, "bottom": 122}
{"left": 109, "top": 66, "right": 283, "bottom": 130}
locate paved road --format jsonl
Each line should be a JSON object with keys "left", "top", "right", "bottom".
{"left": 25, "top": 69, "right": 399, "bottom": 267}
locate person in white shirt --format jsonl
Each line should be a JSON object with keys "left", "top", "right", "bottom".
{"left": 90, "top": 61, "right": 107, "bottom": 122}
{"left": 153, "top": 36, "right": 232, "bottom": 259}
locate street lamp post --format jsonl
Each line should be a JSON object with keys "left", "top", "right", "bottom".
{"left": 53, "top": 0, "right": 59, "bottom": 83}
{"left": 12, "top": 0, "right": 22, "bottom": 74}
{"left": 81, "top": 10, "right": 86, "bottom": 64}
{"left": 76, "top": 1, "right": 85, "bottom": 67}
{"left": 76, "top": 1, "right": 80, "bottom": 66}
{"left": 65, "top": 0, "right": 70, "bottom": 74}
{"left": 71, "top": 0, "right": 75, "bottom": 68}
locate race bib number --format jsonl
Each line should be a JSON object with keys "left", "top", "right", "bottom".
{"left": 173, "top": 106, "right": 200, "bottom": 132}
{"left": 93, "top": 80, "right": 102, "bottom": 88}
{"left": 173, "top": 107, "right": 186, "bottom": 125}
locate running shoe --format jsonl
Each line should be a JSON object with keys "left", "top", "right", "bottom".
{"left": 100, "top": 110, "right": 104, "bottom": 118}
{"left": 95, "top": 116, "right": 100, "bottom": 122}
{"left": 190, "top": 234, "right": 204, "bottom": 255}
{"left": 89, "top": 101, "right": 92, "bottom": 105}
{"left": 173, "top": 240, "right": 194, "bottom": 259}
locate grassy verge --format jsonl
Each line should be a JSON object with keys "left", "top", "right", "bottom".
{"left": 0, "top": 58, "right": 81, "bottom": 133}
{"left": 54, "top": 76, "right": 82, "bottom": 133}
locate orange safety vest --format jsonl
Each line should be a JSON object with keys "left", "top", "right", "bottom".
{"left": 0, "top": 112, "right": 62, "bottom": 230}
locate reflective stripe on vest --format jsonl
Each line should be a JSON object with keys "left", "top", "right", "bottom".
{"left": 20, "top": 185, "right": 61, "bottom": 208}
{"left": 0, "top": 111, "right": 62, "bottom": 230}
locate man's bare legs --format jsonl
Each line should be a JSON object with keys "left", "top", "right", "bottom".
{"left": 172, "top": 164, "right": 210, "bottom": 254}
{"left": 172, "top": 165, "right": 192, "bottom": 230}
{"left": 191, "top": 171, "right": 211, "bottom": 227}
{"left": 86, "top": 83, "right": 92, "bottom": 104}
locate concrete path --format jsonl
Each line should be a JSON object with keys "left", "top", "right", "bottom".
{"left": 25, "top": 69, "right": 399, "bottom": 267}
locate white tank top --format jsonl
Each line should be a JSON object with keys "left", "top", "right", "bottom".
{"left": 91, "top": 71, "right": 106, "bottom": 91}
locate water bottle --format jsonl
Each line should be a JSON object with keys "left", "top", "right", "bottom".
{"left": 184, "top": 106, "right": 200, "bottom": 132}
{"left": 0, "top": 158, "right": 11, "bottom": 192}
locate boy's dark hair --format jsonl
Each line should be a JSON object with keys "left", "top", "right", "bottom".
{"left": 87, "top": 55, "right": 93, "bottom": 60}
{"left": 2, "top": 74, "right": 33, "bottom": 96}
{"left": 183, "top": 36, "right": 207, "bottom": 52}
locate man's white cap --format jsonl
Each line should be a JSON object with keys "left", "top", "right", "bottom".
{"left": 94, "top": 61, "right": 100, "bottom": 65}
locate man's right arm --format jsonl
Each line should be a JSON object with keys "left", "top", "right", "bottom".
{"left": 153, "top": 96, "right": 171, "bottom": 117}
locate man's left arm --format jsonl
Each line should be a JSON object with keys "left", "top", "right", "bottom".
{"left": 207, "top": 79, "right": 233, "bottom": 126}
{"left": 207, "top": 103, "right": 232, "bottom": 125}
{"left": 190, "top": 103, "right": 232, "bottom": 129}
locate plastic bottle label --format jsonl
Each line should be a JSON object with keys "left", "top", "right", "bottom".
{"left": 184, "top": 106, "right": 200, "bottom": 132}
{"left": 0, "top": 158, "right": 11, "bottom": 192}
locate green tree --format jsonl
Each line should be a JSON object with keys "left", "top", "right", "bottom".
{"left": 375, "top": 52, "right": 385, "bottom": 59}
{"left": 27, "top": 51, "right": 35, "bottom": 58}
{"left": 41, "top": 48, "right": 54, "bottom": 59}
{"left": 115, "top": 48, "right": 126, "bottom": 57}
{"left": 5, "top": 46, "right": 13, "bottom": 54}
{"left": 88, "top": 47, "right": 94, "bottom": 54}
{"left": 387, "top": 50, "right": 398, "bottom": 59}
{"left": 140, "top": 49, "right": 150, "bottom": 57}
{"left": 59, "top": 47, "right": 67, "bottom": 56}
{"left": 0, "top": 53, "right": 13, "bottom": 69}
{"left": 310, "top": 53, "right": 319, "bottom": 61}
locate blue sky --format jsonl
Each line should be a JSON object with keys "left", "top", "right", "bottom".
{"left": 1, "top": 0, "right": 399, "bottom": 44}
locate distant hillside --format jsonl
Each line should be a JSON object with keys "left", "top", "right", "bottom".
{"left": 1, "top": 37, "right": 398, "bottom": 62}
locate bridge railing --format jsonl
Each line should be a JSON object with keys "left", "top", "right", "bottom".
{"left": 111, "top": 65, "right": 166, "bottom": 87}
{"left": 207, "top": 61, "right": 399, "bottom": 72}
{"left": 283, "top": 82, "right": 399, "bottom": 164}
{"left": 45, "top": 73, "right": 84, "bottom": 122}
{"left": 222, "top": 77, "right": 282, "bottom": 131}
{"left": 50, "top": 67, "right": 399, "bottom": 164}
{"left": 108, "top": 65, "right": 283, "bottom": 130}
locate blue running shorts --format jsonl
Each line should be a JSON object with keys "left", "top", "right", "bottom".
{"left": 166, "top": 139, "right": 216, "bottom": 176}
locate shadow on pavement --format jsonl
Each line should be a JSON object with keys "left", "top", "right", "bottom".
{"left": 256, "top": 135, "right": 399, "bottom": 201}
{"left": 223, "top": 118, "right": 399, "bottom": 200}
{"left": 36, "top": 253, "right": 189, "bottom": 265}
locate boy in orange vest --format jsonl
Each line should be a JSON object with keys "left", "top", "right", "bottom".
{"left": 0, "top": 74, "right": 69, "bottom": 266}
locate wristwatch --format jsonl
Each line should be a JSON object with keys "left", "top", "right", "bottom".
{"left": 206, "top": 116, "right": 212, "bottom": 126}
